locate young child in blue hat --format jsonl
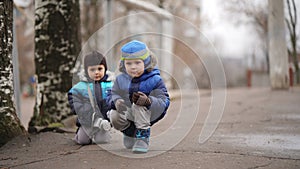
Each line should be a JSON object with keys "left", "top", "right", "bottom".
{"left": 107, "top": 40, "right": 170, "bottom": 153}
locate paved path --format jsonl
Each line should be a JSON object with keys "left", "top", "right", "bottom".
{"left": 1, "top": 87, "right": 300, "bottom": 169}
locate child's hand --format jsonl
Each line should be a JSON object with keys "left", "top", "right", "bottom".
{"left": 132, "top": 92, "right": 151, "bottom": 106}
{"left": 115, "top": 99, "right": 127, "bottom": 113}
{"left": 132, "top": 92, "right": 140, "bottom": 103}
{"left": 93, "top": 118, "right": 111, "bottom": 131}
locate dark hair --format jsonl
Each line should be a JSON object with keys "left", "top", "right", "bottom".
{"left": 84, "top": 51, "right": 107, "bottom": 76}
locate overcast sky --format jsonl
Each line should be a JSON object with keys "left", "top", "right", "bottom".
{"left": 201, "top": 0, "right": 300, "bottom": 60}
{"left": 201, "top": 0, "right": 260, "bottom": 59}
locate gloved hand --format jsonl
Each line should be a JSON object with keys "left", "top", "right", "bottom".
{"left": 93, "top": 118, "right": 111, "bottom": 131}
{"left": 131, "top": 92, "right": 140, "bottom": 104}
{"left": 115, "top": 99, "right": 127, "bottom": 113}
{"left": 132, "top": 92, "right": 151, "bottom": 106}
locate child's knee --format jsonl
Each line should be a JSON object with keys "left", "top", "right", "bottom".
{"left": 109, "top": 110, "right": 119, "bottom": 123}
{"left": 76, "top": 137, "right": 91, "bottom": 145}
{"left": 109, "top": 110, "right": 129, "bottom": 131}
{"left": 74, "top": 128, "right": 91, "bottom": 145}
{"left": 93, "top": 130, "right": 111, "bottom": 144}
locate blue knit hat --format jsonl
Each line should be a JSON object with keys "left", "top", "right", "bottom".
{"left": 121, "top": 40, "right": 150, "bottom": 60}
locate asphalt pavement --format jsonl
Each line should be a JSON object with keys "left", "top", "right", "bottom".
{"left": 1, "top": 87, "right": 300, "bottom": 169}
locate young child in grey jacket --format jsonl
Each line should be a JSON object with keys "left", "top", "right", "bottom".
{"left": 68, "top": 51, "right": 113, "bottom": 145}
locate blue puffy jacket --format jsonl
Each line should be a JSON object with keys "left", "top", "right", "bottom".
{"left": 107, "top": 68, "right": 170, "bottom": 125}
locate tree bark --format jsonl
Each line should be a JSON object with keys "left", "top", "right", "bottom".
{"left": 285, "top": 0, "right": 299, "bottom": 84}
{"left": 29, "top": 0, "right": 81, "bottom": 129}
{"left": 268, "top": 0, "right": 289, "bottom": 89}
{"left": 0, "top": 0, "right": 25, "bottom": 146}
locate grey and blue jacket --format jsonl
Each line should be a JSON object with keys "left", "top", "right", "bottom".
{"left": 68, "top": 72, "right": 113, "bottom": 127}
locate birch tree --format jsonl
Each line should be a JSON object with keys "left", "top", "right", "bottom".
{"left": 28, "top": 0, "right": 81, "bottom": 130}
{"left": 268, "top": 0, "right": 289, "bottom": 89}
{"left": 0, "top": 0, "right": 25, "bottom": 146}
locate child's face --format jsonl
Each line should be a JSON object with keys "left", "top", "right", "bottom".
{"left": 87, "top": 65, "right": 105, "bottom": 81}
{"left": 124, "top": 59, "right": 144, "bottom": 78}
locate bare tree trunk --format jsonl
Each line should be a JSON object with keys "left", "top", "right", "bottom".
{"left": 0, "top": 0, "right": 25, "bottom": 146}
{"left": 285, "top": 0, "right": 299, "bottom": 84}
{"left": 268, "top": 0, "right": 289, "bottom": 89}
{"left": 81, "top": 0, "right": 104, "bottom": 45}
{"left": 29, "top": 0, "right": 81, "bottom": 130}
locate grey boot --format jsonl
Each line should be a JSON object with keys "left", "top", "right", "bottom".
{"left": 122, "top": 121, "right": 136, "bottom": 149}
{"left": 132, "top": 128, "right": 150, "bottom": 153}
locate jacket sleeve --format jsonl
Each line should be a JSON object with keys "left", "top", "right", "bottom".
{"left": 100, "top": 81, "right": 113, "bottom": 120}
{"left": 68, "top": 88, "right": 94, "bottom": 127}
{"left": 107, "top": 77, "right": 123, "bottom": 109}
{"left": 68, "top": 91, "right": 77, "bottom": 115}
{"left": 148, "top": 77, "right": 170, "bottom": 122}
